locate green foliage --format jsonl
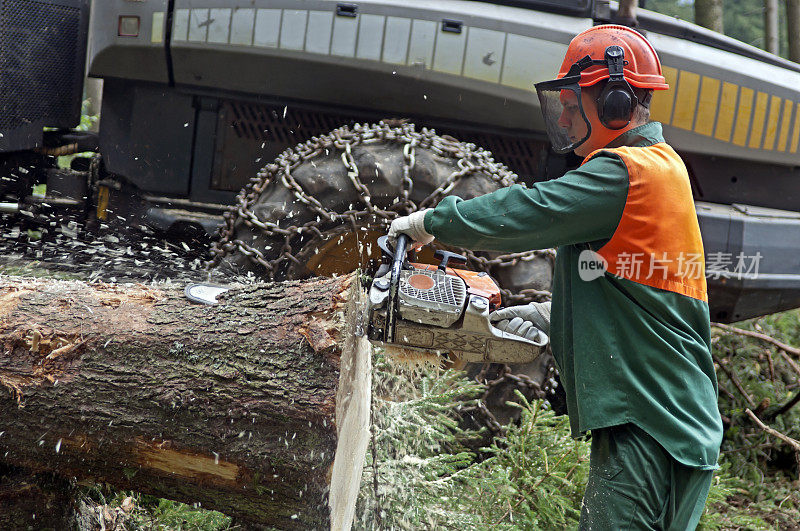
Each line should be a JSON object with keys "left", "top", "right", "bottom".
{"left": 354, "top": 352, "right": 590, "bottom": 530}
{"left": 56, "top": 99, "right": 98, "bottom": 169}
{"left": 131, "top": 497, "right": 232, "bottom": 530}
{"left": 704, "top": 310, "right": 800, "bottom": 529}
{"left": 0, "top": 261, "right": 84, "bottom": 279}
{"left": 458, "top": 393, "right": 590, "bottom": 529}
{"left": 78, "top": 98, "right": 99, "bottom": 132}
{"left": 354, "top": 354, "right": 487, "bottom": 529}
{"left": 698, "top": 466, "right": 800, "bottom": 530}
{"left": 104, "top": 492, "right": 233, "bottom": 530}
{"left": 712, "top": 312, "right": 800, "bottom": 483}
{"left": 697, "top": 465, "right": 771, "bottom": 530}
{"left": 646, "top": 0, "right": 793, "bottom": 58}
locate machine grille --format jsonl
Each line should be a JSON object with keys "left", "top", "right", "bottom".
{"left": 0, "top": 0, "right": 84, "bottom": 132}
{"left": 226, "top": 101, "right": 344, "bottom": 145}
{"left": 213, "top": 99, "right": 549, "bottom": 191}
{"left": 400, "top": 269, "right": 466, "bottom": 308}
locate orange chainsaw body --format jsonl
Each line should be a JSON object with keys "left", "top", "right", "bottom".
{"left": 409, "top": 262, "right": 502, "bottom": 308}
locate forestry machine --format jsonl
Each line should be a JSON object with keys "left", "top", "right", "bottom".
{"left": 3, "top": 0, "right": 800, "bottom": 325}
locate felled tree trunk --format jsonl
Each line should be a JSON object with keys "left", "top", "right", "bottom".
{"left": 0, "top": 274, "right": 371, "bottom": 530}
{"left": 0, "top": 463, "right": 77, "bottom": 529}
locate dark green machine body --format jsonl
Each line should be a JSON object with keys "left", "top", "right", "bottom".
{"left": 2, "top": 0, "right": 800, "bottom": 322}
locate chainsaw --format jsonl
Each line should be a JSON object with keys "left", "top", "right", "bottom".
{"left": 362, "top": 234, "right": 548, "bottom": 364}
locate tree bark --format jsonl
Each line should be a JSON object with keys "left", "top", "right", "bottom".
{"left": 0, "top": 463, "right": 77, "bottom": 529}
{"left": 765, "top": 0, "right": 780, "bottom": 54}
{"left": 695, "top": 0, "right": 724, "bottom": 33}
{"left": 0, "top": 274, "right": 371, "bottom": 530}
{"left": 787, "top": 0, "right": 800, "bottom": 61}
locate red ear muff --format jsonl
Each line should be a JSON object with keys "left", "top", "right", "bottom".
{"left": 596, "top": 45, "right": 638, "bottom": 130}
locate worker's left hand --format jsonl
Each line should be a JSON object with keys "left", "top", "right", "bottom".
{"left": 490, "top": 301, "right": 551, "bottom": 338}
{"left": 388, "top": 209, "right": 434, "bottom": 246}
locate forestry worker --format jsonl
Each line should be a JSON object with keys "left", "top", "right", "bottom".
{"left": 389, "top": 24, "right": 723, "bottom": 530}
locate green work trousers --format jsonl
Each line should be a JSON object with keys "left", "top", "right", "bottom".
{"left": 579, "top": 423, "right": 715, "bottom": 530}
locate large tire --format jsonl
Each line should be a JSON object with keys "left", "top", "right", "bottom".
{"left": 211, "top": 122, "right": 562, "bottom": 425}
{"left": 212, "top": 122, "right": 522, "bottom": 280}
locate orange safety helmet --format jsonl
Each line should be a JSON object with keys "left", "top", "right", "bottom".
{"left": 557, "top": 25, "right": 669, "bottom": 90}
{"left": 534, "top": 25, "right": 668, "bottom": 154}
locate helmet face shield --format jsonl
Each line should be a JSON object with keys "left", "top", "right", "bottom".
{"left": 535, "top": 77, "right": 592, "bottom": 154}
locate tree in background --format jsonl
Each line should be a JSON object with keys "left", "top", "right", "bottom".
{"left": 788, "top": 0, "right": 800, "bottom": 61}
{"left": 647, "top": 0, "right": 799, "bottom": 61}
{"left": 765, "top": 0, "right": 779, "bottom": 54}
{"left": 695, "top": 0, "right": 724, "bottom": 32}
{"left": 617, "top": 0, "right": 640, "bottom": 25}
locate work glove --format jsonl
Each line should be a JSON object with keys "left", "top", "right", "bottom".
{"left": 490, "top": 301, "right": 551, "bottom": 339}
{"left": 388, "top": 209, "right": 434, "bottom": 246}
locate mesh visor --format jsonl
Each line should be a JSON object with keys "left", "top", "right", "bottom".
{"left": 534, "top": 78, "right": 591, "bottom": 154}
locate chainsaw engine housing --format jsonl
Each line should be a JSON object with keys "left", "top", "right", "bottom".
{"left": 398, "top": 269, "right": 467, "bottom": 328}
{"left": 364, "top": 237, "right": 548, "bottom": 364}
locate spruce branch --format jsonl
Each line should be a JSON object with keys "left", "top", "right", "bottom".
{"left": 714, "top": 353, "right": 757, "bottom": 408}
{"left": 780, "top": 351, "right": 800, "bottom": 379}
{"left": 712, "top": 322, "right": 800, "bottom": 358}
{"left": 745, "top": 408, "right": 800, "bottom": 453}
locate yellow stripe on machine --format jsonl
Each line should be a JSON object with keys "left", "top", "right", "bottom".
{"left": 649, "top": 66, "right": 678, "bottom": 124}
{"left": 672, "top": 70, "right": 700, "bottom": 130}
{"left": 748, "top": 91, "right": 769, "bottom": 149}
{"left": 714, "top": 81, "right": 738, "bottom": 142}
{"left": 732, "top": 87, "right": 754, "bottom": 146}
{"left": 694, "top": 76, "right": 720, "bottom": 137}
{"left": 761, "top": 95, "right": 782, "bottom": 151}
{"left": 656, "top": 67, "right": 799, "bottom": 154}
{"left": 777, "top": 99, "right": 794, "bottom": 152}
{"left": 791, "top": 103, "right": 800, "bottom": 154}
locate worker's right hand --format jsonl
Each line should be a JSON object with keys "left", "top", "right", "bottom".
{"left": 388, "top": 209, "right": 434, "bottom": 246}
{"left": 490, "top": 301, "right": 551, "bottom": 337}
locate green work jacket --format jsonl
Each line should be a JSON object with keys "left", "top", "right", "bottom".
{"left": 423, "top": 122, "right": 722, "bottom": 470}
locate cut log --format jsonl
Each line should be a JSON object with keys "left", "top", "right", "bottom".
{"left": 0, "top": 274, "right": 371, "bottom": 530}
{"left": 0, "top": 463, "right": 77, "bottom": 529}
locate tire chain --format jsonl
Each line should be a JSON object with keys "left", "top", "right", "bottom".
{"left": 459, "top": 359, "right": 560, "bottom": 438}
{"left": 209, "top": 121, "right": 553, "bottom": 300}
{"left": 208, "top": 120, "right": 559, "bottom": 433}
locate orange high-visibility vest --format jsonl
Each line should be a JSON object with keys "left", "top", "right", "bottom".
{"left": 583, "top": 143, "right": 708, "bottom": 302}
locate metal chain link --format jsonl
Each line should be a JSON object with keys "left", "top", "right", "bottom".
{"left": 209, "top": 121, "right": 551, "bottom": 301}
{"left": 460, "top": 357, "right": 560, "bottom": 438}
{"left": 208, "top": 120, "right": 559, "bottom": 435}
